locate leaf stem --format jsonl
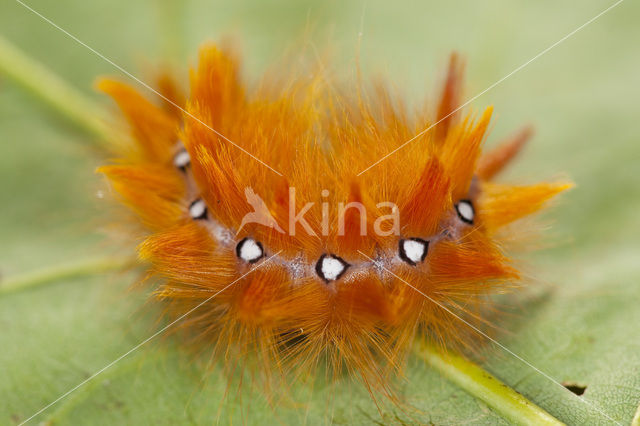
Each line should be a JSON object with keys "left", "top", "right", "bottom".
{"left": 0, "top": 256, "right": 131, "bottom": 295}
{"left": 0, "top": 35, "right": 116, "bottom": 147}
{"left": 632, "top": 402, "right": 640, "bottom": 426}
{"left": 416, "top": 342, "right": 564, "bottom": 426}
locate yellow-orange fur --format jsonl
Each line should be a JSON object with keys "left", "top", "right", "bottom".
{"left": 98, "top": 44, "right": 570, "bottom": 401}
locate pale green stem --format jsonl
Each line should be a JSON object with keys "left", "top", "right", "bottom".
{"left": 0, "top": 256, "right": 131, "bottom": 295}
{"left": 0, "top": 35, "right": 116, "bottom": 147}
{"left": 632, "top": 402, "right": 640, "bottom": 426}
{"left": 416, "top": 342, "right": 564, "bottom": 426}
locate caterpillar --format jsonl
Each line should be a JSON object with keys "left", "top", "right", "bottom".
{"left": 97, "top": 44, "right": 570, "bottom": 404}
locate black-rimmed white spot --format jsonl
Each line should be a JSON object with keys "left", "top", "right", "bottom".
{"left": 173, "top": 148, "right": 190, "bottom": 171}
{"left": 189, "top": 199, "right": 207, "bottom": 220}
{"left": 236, "top": 238, "right": 264, "bottom": 263}
{"left": 315, "top": 254, "right": 349, "bottom": 282}
{"left": 455, "top": 199, "right": 475, "bottom": 224}
{"left": 399, "top": 238, "right": 429, "bottom": 266}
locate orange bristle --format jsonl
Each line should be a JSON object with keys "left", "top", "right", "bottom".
{"left": 478, "top": 125, "right": 533, "bottom": 180}
{"left": 97, "top": 79, "right": 177, "bottom": 161}
{"left": 435, "top": 52, "right": 465, "bottom": 141}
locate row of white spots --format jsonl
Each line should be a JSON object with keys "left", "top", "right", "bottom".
{"left": 177, "top": 147, "right": 477, "bottom": 282}
{"left": 187, "top": 195, "right": 476, "bottom": 281}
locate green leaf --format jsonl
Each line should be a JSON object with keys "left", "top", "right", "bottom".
{"left": 1, "top": 0, "right": 639, "bottom": 424}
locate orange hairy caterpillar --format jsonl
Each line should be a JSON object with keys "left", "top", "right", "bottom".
{"left": 97, "top": 45, "right": 570, "bottom": 402}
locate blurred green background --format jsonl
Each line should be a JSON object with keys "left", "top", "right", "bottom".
{"left": 1, "top": 0, "right": 639, "bottom": 424}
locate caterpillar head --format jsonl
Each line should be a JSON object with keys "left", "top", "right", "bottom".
{"left": 98, "top": 45, "right": 570, "bottom": 396}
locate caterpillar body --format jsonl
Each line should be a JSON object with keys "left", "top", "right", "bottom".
{"left": 97, "top": 45, "right": 570, "bottom": 402}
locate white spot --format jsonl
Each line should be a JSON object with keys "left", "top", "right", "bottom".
{"left": 236, "top": 238, "right": 264, "bottom": 263}
{"left": 400, "top": 238, "right": 428, "bottom": 265}
{"left": 316, "top": 254, "right": 349, "bottom": 282}
{"left": 456, "top": 200, "right": 474, "bottom": 224}
{"left": 173, "top": 148, "right": 190, "bottom": 170}
{"left": 189, "top": 199, "right": 207, "bottom": 220}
